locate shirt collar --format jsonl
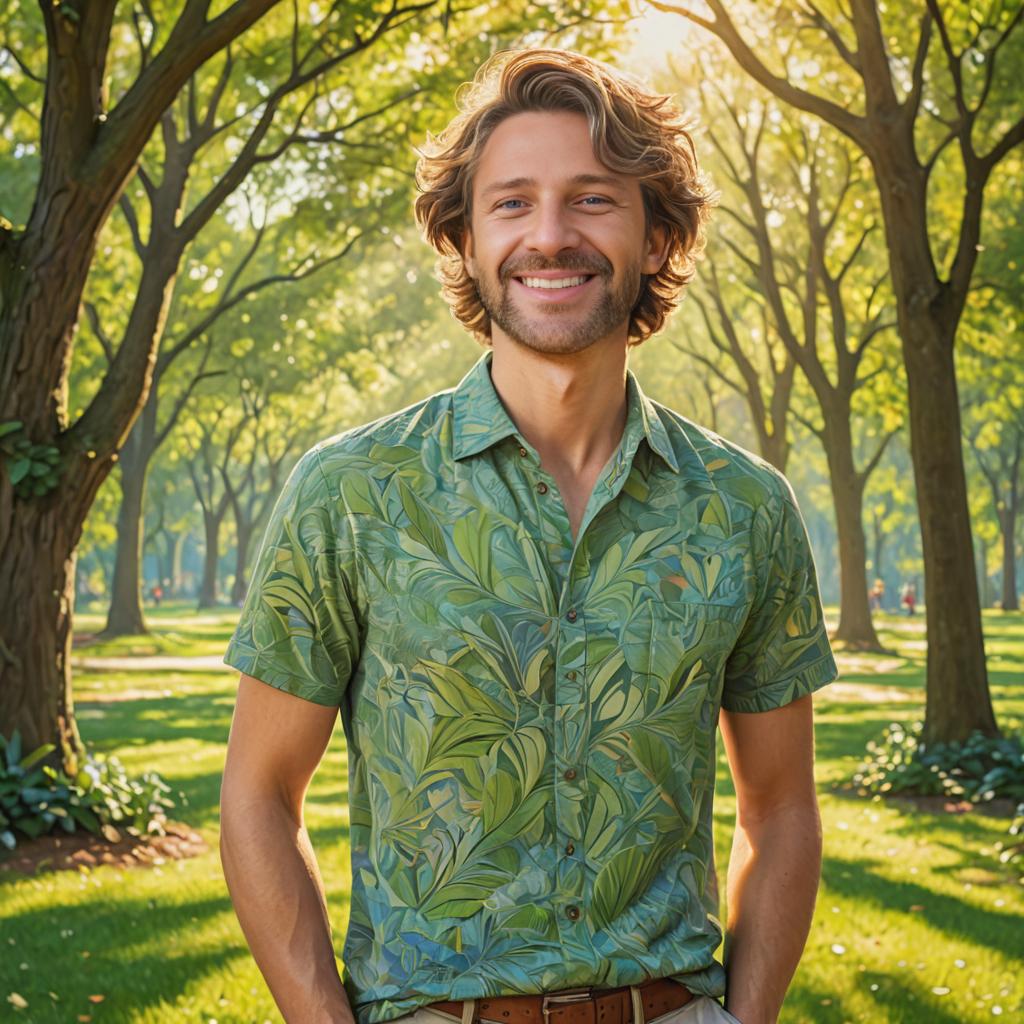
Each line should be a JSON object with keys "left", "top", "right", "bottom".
{"left": 452, "top": 349, "right": 681, "bottom": 475}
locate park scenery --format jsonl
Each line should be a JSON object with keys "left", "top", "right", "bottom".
{"left": 1, "top": 1, "right": 1022, "bottom": 1022}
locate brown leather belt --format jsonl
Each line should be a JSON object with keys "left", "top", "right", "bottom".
{"left": 428, "top": 977, "right": 693, "bottom": 1024}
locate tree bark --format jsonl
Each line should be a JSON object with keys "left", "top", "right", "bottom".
{"left": 0, "top": 495, "right": 88, "bottom": 772}
{"left": 198, "top": 508, "right": 224, "bottom": 609}
{"left": 871, "top": 505, "right": 886, "bottom": 592}
{"left": 999, "top": 501, "right": 1019, "bottom": 611}
{"left": 976, "top": 535, "right": 990, "bottom": 610}
{"left": 231, "top": 516, "right": 254, "bottom": 605}
{"left": 900, "top": 324, "right": 996, "bottom": 740}
{"left": 99, "top": 427, "right": 149, "bottom": 636}
{"left": 823, "top": 418, "right": 880, "bottom": 648}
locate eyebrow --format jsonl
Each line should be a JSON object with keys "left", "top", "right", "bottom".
{"left": 479, "top": 174, "right": 628, "bottom": 198}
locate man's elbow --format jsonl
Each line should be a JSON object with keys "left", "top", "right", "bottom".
{"left": 736, "top": 790, "right": 822, "bottom": 844}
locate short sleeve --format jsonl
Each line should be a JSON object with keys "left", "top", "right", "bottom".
{"left": 721, "top": 473, "right": 838, "bottom": 713}
{"left": 223, "top": 447, "right": 361, "bottom": 706}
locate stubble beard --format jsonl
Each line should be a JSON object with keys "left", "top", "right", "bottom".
{"left": 475, "top": 256, "right": 644, "bottom": 355}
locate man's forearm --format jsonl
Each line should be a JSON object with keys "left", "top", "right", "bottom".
{"left": 722, "top": 801, "right": 822, "bottom": 1024}
{"left": 220, "top": 795, "right": 355, "bottom": 1024}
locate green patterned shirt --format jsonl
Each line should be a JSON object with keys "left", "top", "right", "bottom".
{"left": 224, "top": 350, "right": 838, "bottom": 1024}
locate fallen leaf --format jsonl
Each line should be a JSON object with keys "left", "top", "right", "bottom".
{"left": 88, "top": 995, "right": 105, "bottom": 1003}
{"left": 7, "top": 993, "right": 28, "bottom": 1010}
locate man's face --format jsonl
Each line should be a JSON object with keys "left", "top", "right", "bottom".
{"left": 462, "top": 110, "right": 668, "bottom": 355}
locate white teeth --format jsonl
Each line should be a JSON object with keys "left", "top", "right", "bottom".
{"left": 519, "top": 275, "right": 590, "bottom": 289}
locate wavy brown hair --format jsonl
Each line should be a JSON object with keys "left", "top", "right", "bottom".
{"left": 413, "top": 47, "right": 714, "bottom": 346}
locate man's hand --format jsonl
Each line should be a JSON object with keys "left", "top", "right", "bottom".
{"left": 719, "top": 694, "right": 822, "bottom": 1024}
{"left": 220, "top": 673, "right": 357, "bottom": 1024}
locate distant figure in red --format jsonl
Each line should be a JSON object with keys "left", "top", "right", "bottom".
{"left": 152, "top": 584, "right": 164, "bottom": 606}
{"left": 900, "top": 581, "right": 916, "bottom": 616}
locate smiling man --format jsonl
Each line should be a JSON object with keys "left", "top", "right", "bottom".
{"left": 220, "top": 49, "right": 838, "bottom": 1024}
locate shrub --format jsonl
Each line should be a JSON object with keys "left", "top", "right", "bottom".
{"left": 0, "top": 729, "right": 184, "bottom": 851}
{"left": 850, "top": 720, "right": 1024, "bottom": 804}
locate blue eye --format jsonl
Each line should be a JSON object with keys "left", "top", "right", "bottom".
{"left": 497, "top": 199, "right": 526, "bottom": 210}
{"left": 581, "top": 196, "right": 610, "bottom": 205}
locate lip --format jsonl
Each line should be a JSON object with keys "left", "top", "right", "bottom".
{"left": 511, "top": 274, "right": 596, "bottom": 301}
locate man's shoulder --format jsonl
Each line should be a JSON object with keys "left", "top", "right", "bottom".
{"left": 652, "top": 401, "right": 791, "bottom": 509}
{"left": 304, "top": 385, "right": 456, "bottom": 489}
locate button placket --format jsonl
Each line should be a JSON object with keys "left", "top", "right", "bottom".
{"left": 553, "top": 601, "right": 587, "bottom": 926}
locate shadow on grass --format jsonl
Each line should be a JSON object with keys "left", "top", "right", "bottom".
{"left": 0, "top": 891, "right": 259, "bottom": 1024}
{"left": 77, "top": 690, "right": 236, "bottom": 749}
{"left": 821, "top": 856, "right": 1024, "bottom": 952}
{"left": 778, "top": 963, "right": 981, "bottom": 1023}
{"left": 781, "top": 983, "right": 852, "bottom": 1023}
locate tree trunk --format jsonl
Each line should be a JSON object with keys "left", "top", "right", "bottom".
{"left": 100, "top": 433, "right": 149, "bottom": 636}
{"left": 900, "top": 328, "right": 996, "bottom": 741}
{"left": 871, "top": 147, "right": 997, "bottom": 743}
{"left": 172, "top": 530, "right": 188, "bottom": 594}
{"left": 999, "top": 502, "right": 1019, "bottom": 612}
{"left": 0, "top": 500, "right": 86, "bottom": 772}
{"left": 824, "top": 419, "right": 883, "bottom": 650}
{"left": 231, "top": 517, "right": 254, "bottom": 605}
{"left": 976, "top": 535, "right": 991, "bottom": 609}
{"left": 198, "top": 511, "right": 221, "bottom": 609}
{"left": 872, "top": 512, "right": 886, "bottom": 592}
{"left": 157, "top": 529, "right": 174, "bottom": 593}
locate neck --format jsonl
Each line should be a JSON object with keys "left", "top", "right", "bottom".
{"left": 488, "top": 336, "right": 629, "bottom": 478}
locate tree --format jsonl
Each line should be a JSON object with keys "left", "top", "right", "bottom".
{"left": 0, "top": 0, "right": 618, "bottom": 772}
{"left": 648, "top": 0, "right": 1024, "bottom": 741}
{"left": 676, "top": 70, "right": 901, "bottom": 649}
{"left": 0, "top": 0, "right": 295, "bottom": 772}
{"left": 961, "top": 335, "right": 1024, "bottom": 612}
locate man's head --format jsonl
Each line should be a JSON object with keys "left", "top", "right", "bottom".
{"left": 414, "top": 48, "right": 713, "bottom": 353}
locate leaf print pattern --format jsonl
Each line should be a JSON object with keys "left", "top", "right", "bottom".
{"left": 224, "top": 350, "right": 838, "bottom": 1024}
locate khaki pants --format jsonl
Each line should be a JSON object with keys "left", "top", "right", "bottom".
{"left": 386, "top": 987, "right": 741, "bottom": 1024}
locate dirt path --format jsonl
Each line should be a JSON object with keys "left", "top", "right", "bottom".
{"left": 73, "top": 654, "right": 227, "bottom": 671}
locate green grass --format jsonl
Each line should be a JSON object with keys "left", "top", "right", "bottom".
{"left": 1, "top": 607, "right": 1022, "bottom": 1022}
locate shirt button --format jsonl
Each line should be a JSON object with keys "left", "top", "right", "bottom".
{"left": 536, "top": 482, "right": 548, "bottom": 495}
{"left": 566, "top": 608, "right": 577, "bottom": 622}
{"left": 566, "top": 670, "right": 577, "bottom": 681}
{"left": 566, "top": 905, "right": 581, "bottom": 921}
{"left": 518, "top": 446, "right": 528, "bottom": 457}
{"left": 566, "top": 842, "right": 575, "bottom": 855}
{"left": 564, "top": 768, "right": 577, "bottom": 780}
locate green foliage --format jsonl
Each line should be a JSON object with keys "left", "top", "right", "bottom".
{"left": 851, "top": 721, "right": 1024, "bottom": 804}
{"left": 0, "top": 729, "right": 183, "bottom": 851}
{"left": 0, "top": 420, "right": 61, "bottom": 498}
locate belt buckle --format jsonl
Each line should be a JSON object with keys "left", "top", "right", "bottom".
{"left": 541, "top": 988, "right": 594, "bottom": 1024}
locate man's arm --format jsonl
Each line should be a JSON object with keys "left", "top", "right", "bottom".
{"left": 718, "top": 693, "right": 822, "bottom": 1024}
{"left": 220, "top": 673, "right": 356, "bottom": 1024}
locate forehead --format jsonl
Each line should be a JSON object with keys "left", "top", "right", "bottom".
{"left": 473, "top": 110, "right": 632, "bottom": 196}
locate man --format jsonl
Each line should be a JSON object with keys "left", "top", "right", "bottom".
{"left": 220, "top": 48, "right": 838, "bottom": 1024}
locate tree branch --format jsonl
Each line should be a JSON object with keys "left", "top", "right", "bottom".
{"left": 647, "top": 0, "right": 865, "bottom": 142}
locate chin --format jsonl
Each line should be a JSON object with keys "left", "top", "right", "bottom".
{"left": 502, "top": 324, "right": 604, "bottom": 356}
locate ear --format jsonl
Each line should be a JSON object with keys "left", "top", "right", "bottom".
{"left": 461, "top": 228, "right": 478, "bottom": 280}
{"left": 642, "top": 221, "right": 670, "bottom": 276}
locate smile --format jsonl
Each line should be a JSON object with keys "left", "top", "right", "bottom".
{"left": 517, "top": 275, "right": 593, "bottom": 289}
{"left": 511, "top": 275, "right": 596, "bottom": 299}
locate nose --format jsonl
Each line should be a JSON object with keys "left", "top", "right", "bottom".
{"left": 523, "top": 200, "right": 582, "bottom": 259}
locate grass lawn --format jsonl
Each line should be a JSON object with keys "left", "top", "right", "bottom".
{"left": 1, "top": 603, "right": 1021, "bottom": 1023}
